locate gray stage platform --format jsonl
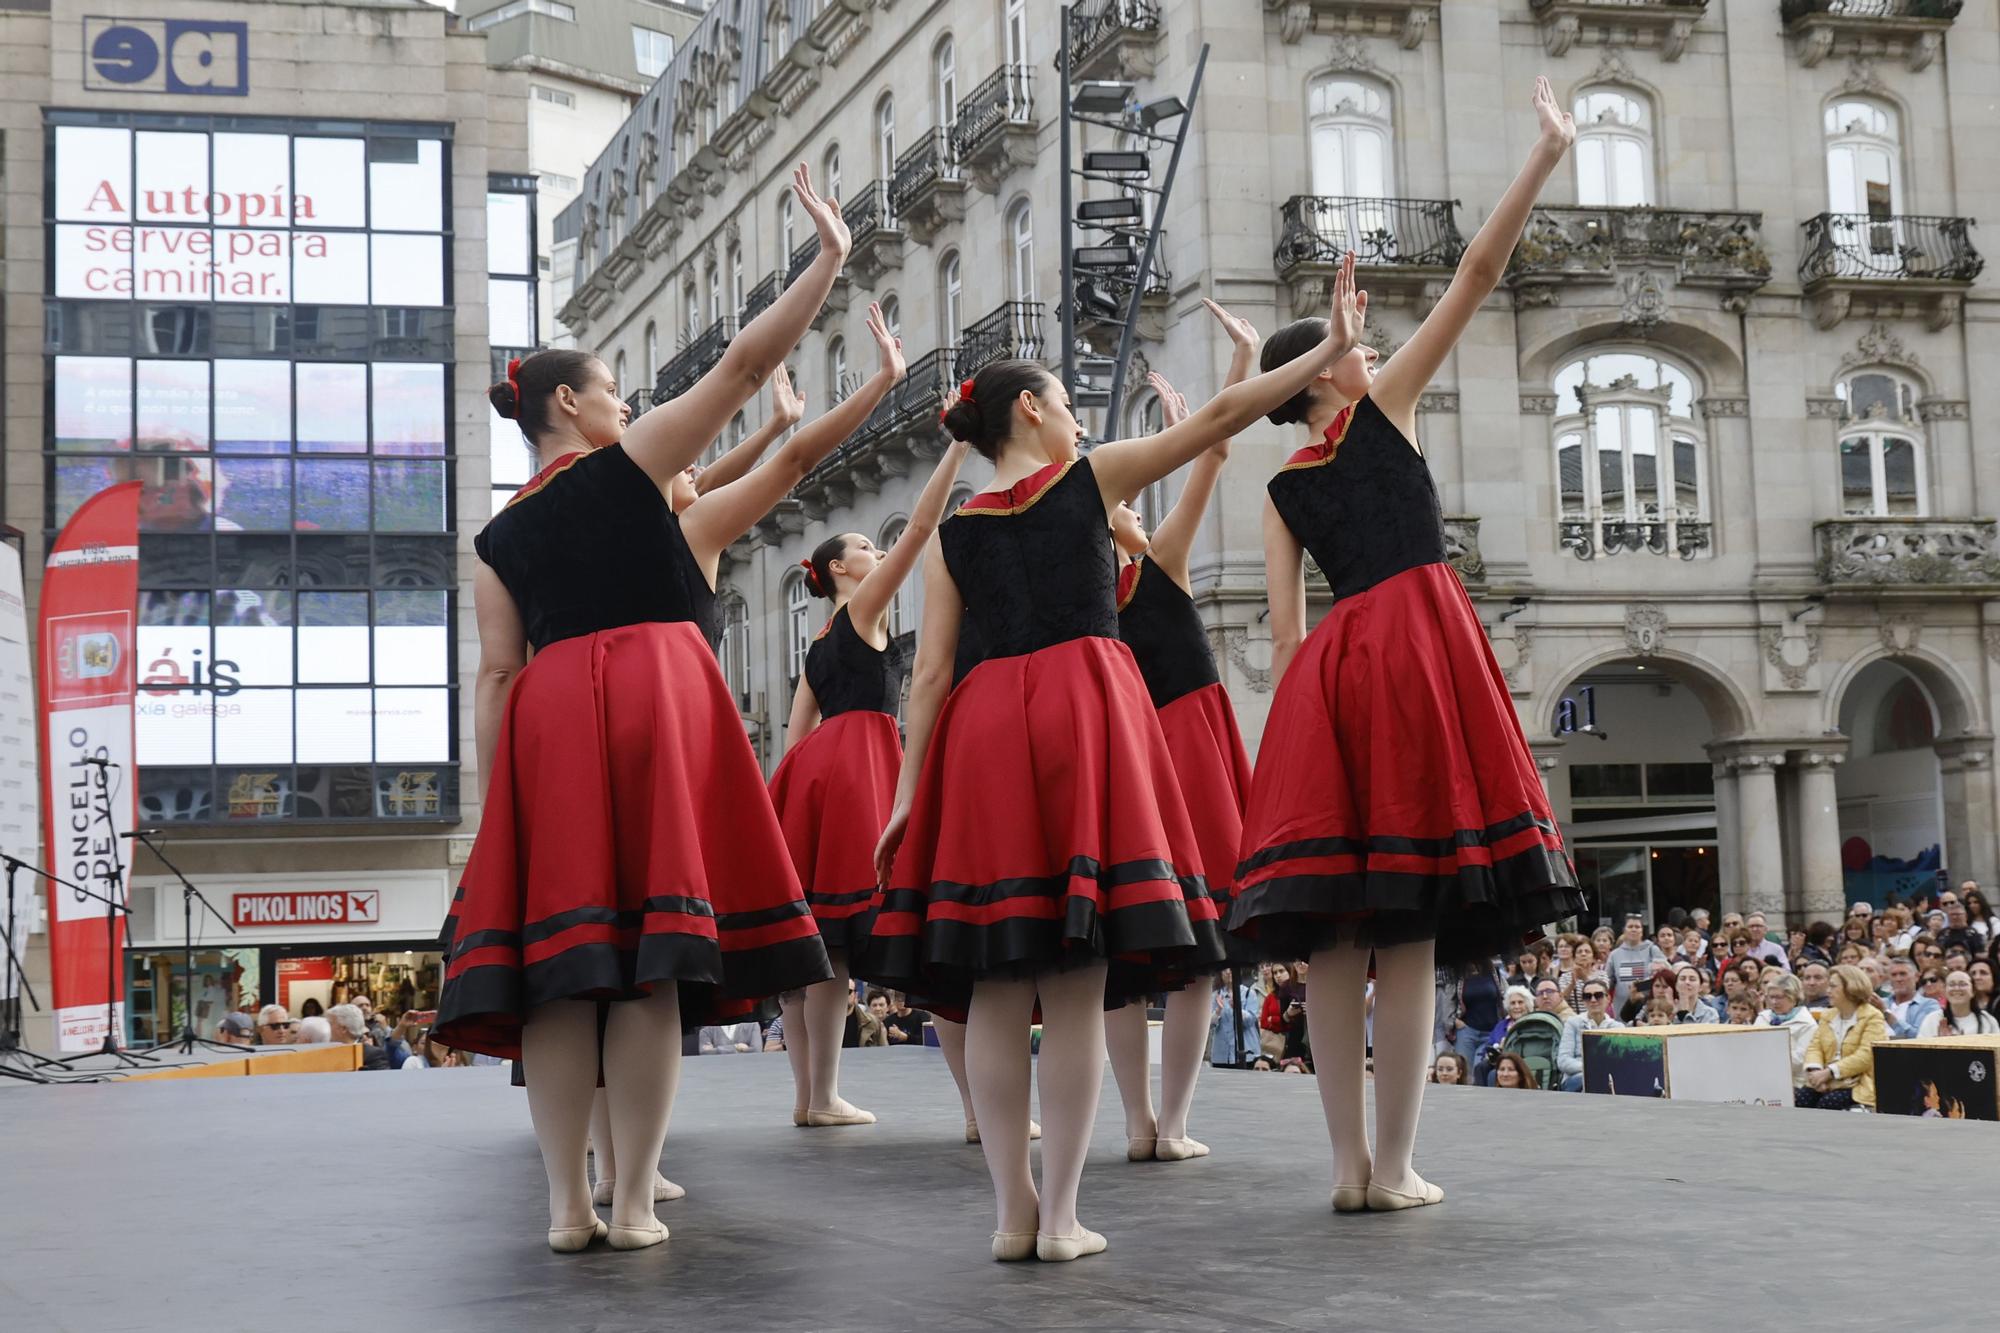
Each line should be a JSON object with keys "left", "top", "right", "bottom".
{"left": 2, "top": 1047, "right": 1994, "bottom": 1332}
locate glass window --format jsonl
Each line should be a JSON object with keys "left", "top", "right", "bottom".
{"left": 216, "top": 589, "right": 294, "bottom": 687}
{"left": 1309, "top": 75, "right": 1393, "bottom": 200}
{"left": 1574, "top": 89, "right": 1653, "bottom": 208}
{"left": 1570, "top": 763, "right": 1643, "bottom": 803}
{"left": 785, "top": 575, "right": 811, "bottom": 682}
{"left": 374, "top": 461, "right": 447, "bottom": 532}
{"left": 827, "top": 337, "right": 848, "bottom": 400}
{"left": 489, "top": 278, "right": 535, "bottom": 350}
{"left": 296, "top": 689, "right": 375, "bottom": 762}
{"left": 939, "top": 252, "right": 962, "bottom": 345}
{"left": 136, "top": 359, "right": 209, "bottom": 452}
{"left": 486, "top": 191, "right": 532, "bottom": 275}
{"left": 55, "top": 356, "right": 132, "bottom": 450}
{"left": 368, "top": 139, "right": 444, "bottom": 233}
{"left": 55, "top": 126, "right": 131, "bottom": 222}
{"left": 374, "top": 591, "right": 449, "bottom": 685}
{"left": 634, "top": 25, "right": 674, "bottom": 80}
{"left": 293, "top": 137, "right": 366, "bottom": 229}
{"left": 299, "top": 592, "right": 371, "bottom": 683}
{"left": 1549, "top": 351, "right": 1707, "bottom": 558}
{"left": 296, "top": 459, "right": 371, "bottom": 530}
{"left": 292, "top": 231, "right": 369, "bottom": 305}
{"left": 1825, "top": 98, "right": 1901, "bottom": 216}
{"left": 135, "top": 132, "right": 209, "bottom": 224}
{"left": 877, "top": 95, "right": 897, "bottom": 177}
{"left": 136, "top": 455, "right": 215, "bottom": 533}
{"left": 214, "top": 133, "right": 292, "bottom": 225}
{"left": 1008, "top": 202, "right": 1035, "bottom": 304}
{"left": 370, "top": 234, "right": 444, "bottom": 307}
{"left": 372, "top": 363, "right": 446, "bottom": 456}
{"left": 296, "top": 364, "right": 368, "bottom": 452}
{"left": 1835, "top": 368, "right": 1927, "bottom": 518}
{"left": 54, "top": 459, "right": 120, "bottom": 528}
{"left": 215, "top": 459, "right": 292, "bottom": 531}
{"left": 213, "top": 360, "right": 290, "bottom": 453}
{"left": 934, "top": 36, "right": 957, "bottom": 129}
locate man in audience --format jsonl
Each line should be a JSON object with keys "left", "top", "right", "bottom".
{"left": 1556, "top": 978, "right": 1621, "bottom": 1092}
{"left": 1743, "top": 912, "right": 1790, "bottom": 970}
{"left": 1533, "top": 978, "right": 1574, "bottom": 1022}
{"left": 325, "top": 1003, "right": 392, "bottom": 1070}
{"left": 1884, "top": 957, "right": 1940, "bottom": 1039}
{"left": 882, "top": 992, "right": 931, "bottom": 1046}
{"left": 1606, "top": 914, "right": 1667, "bottom": 1011}
{"left": 255, "top": 1004, "right": 295, "bottom": 1046}
{"left": 216, "top": 1012, "right": 257, "bottom": 1046}
{"left": 295, "top": 1015, "right": 332, "bottom": 1044}
{"left": 1799, "top": 960, "right": 1832, "bottom": 1010}
{"left": 1936, "top": 890, "right": 1978, "bottom": 956}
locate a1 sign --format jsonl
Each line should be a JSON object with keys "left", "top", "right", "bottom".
{"left": 233, "top": 890, "right": 381, "bottom": 928}
{"left": 83, "top": 17, "right": 249, "bottom": 96}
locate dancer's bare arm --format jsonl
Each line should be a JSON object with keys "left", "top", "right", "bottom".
{"left": 1262, "top": 497, "right": 1308, "bottom": 686}
{"left": 873, "top": 542, "right": 963, "bottom": 886}
{"left": 847, "top": 438, "right": 972, "bottom": 640}
{"left": 782, "top": 675, "right": 821, "bottom": 756}
{"left": 695, "top": 365, "right": 805, "bottom": 495}
{"left": 1371, "top": 77, "right": 1574, "bottom": 442}
{"left": 472, "top": 563, "right": 528, "bottom": 802}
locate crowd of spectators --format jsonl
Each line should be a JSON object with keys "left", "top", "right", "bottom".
{"left": 213, "top": 994, "right": 480, "bottom": 1070}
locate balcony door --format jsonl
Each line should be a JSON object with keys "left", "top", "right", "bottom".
{"left": 1308, "top": 76, "right": 1393, "bottom": 258}
{"left": 1825, "top": 98, "right": 1903, "bottom": 258}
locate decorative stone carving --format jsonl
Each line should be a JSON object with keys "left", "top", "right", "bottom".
{"left": 1805, "top": 396, "right": 1845, "bottom": 418}
{"left": 1816, "top": 519, "right": 2000, "bottom": 588}
{"left": 1214, "top": 626, "right": 1272, "bottom": 694}
{"left": 1839, "top": 320, "right": 1921, "bottom": 375}
{"left": 1508, "top": 207, "right": 1772, "bottom": 308}
{"left": 1279, "top": 2, "right": 1311, "bottom": 45}
{"left": 1919, "top": 399, "right": 1968, "bottom": 422}
{"left": 1491, "top": 624, "right": 1531, "bottom": 694}
{"left": 1624, "top": 603, "right": 1669, "bottom": 657}
{"left": 1879, "top": 612, "right": 1924, "bottom": 654}
{"left": 1763, "top": 625, "right": 1822, "bottom": 691}
{"left": 1699, "top": 397, "right": 1747, "bottom": 419}
{"left": 1442, "top": 516, "right": 1485, "bottom": 584}
{"left": 1530, "top": 3, "right": 1702, "bottom": 63}
{"left": 1789, "top": 7, "right": 1959, "bottom": 75}
{"left": 1620, "top": 271, "right": 1669, "bottom": 330}
{"left": 1325, "top": 34, "right": 1375, "bottom": 71}
{"left": 1417, "top": 391, "right": 1458, "bottom": 415}
{"left": 1985, "top": 626, "right": 2000, "bottom": 665}
{"left": 1519, "top": 393, "right": 1558, "bottom": 415}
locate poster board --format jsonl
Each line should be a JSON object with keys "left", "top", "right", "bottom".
{"left": 1873, "top": 1035, "right": 2000, "bottom": 1121}
{"left": 1583, "top": 1025, "right": 1792, "bottom": 1106}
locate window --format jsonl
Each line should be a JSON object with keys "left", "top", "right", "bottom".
{"left": 824, "top": 144, "right": 842, "bottom": 205}
{"left": 532, "top": 85, "right": 576, "bottom": 109}
{"left": 939, "top": 251, "right": 963, "bottom": 346}
{"left": 540, "top": 170, "right": 578, "bottom": 193}
{"left": 1308, "top": 75, "right": 1393, "bottom": 199}
{"left": 633, "top": 26, "right": 675, "bottom": 80}
{"left": 1574, "top": 88, "right": 1654, "bottom": 208}
{"left": 1007, "top": 200, "right": 1036, "bottom": 305}
{"left": 684, "top": 279, "right": 700, "bottom": 342}
{"left": 779, "top": 193, "right": 796, "bottom": 266}
{"left": 875, "top": 94, "right": 897, "bottom": 178}
{"left": 934, "top": 36, "right": 958, "bottom": 130}
{"left": 881, "top": 518, "right": 911, "bottom": 638}
{"left": 1835, "top": 370, "right": 1926, "bottom": 517}
{"left": 880, "top": 294, "right": 901, "bottom": 339}
{"left": 708, "top": 266, "right": 723, "bottom": 324}
{"left": 720, "top": 594, "right": 751, "bottom": 707}
{"left": 1005, "top": 0, "right": 1028, "bottom": 68}
{"left": 1825, "top": 97, "right": 1902, "bottom": 244}
{"left": 614, "top": 350, "right": 627, "bottom": 396}
{"left": 467, "top": 0, "right": 575, "bottom": 32}
{"left": 728, "top": 244, "right": 744, "bottom": 313}
{"left": 1552, "top": 352, "right": 1708, "bottom": 559}
{"left": 785, "top": 574, "right": 812, "bottom": 682}
{"left": 644, "top": 321, "right": 659, "bottom": 385}
{"left": 827, "top": 336, "right": 849, "bottom": 400}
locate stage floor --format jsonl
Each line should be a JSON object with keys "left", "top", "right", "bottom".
{"left": 2, "top": 1048, "right": 1994, "bottom": 1332}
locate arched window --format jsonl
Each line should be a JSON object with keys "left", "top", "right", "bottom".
{"left": 784, "top": 573, "right": 812, "bottom": 683}
{"left": 614, "top": 349, "right": 627, "bottom": 394}
{"left": 880, "top": 294, "right": 901, "bottom": 339}
{"left": 719, "top": 593, "right": 751, "bottom": 707}
{"left": 1825, "top": 97, "right": 1902, "bottom": 218}
{"left": 684, "top": 278, "right": 700, "bottom": 341}
{"left": 1551, "top": 351, "right": 1709, "bottom": 559}
{"left": 1006, "top": 200, "right": 1036, "bottom": 305}
{"left": 823, "top": 144, "right": 842, "bottom": 205}
{"left": 934, "top": 35, "right": 958, "bottom": 131}
{"left": 875, "top": 94, "right": 897, "bottom": 178}
{"left": 827, "top": 335, "right": 848, "bottom": 400}
{"left": 1308, "top": 75, "right": 1393, "bottom": 199}
{"left": 880, "top": 517, "right": 911, "bottom": 638}
{"left": 644, "top": 321, "right": 658, "bottom": 385}
{"left": 779, "top": 193, "right": 796, "bottom": 267}
{"left": 1835, "top": 369, "right": 1926, "bottom": 517}
{"left": 938, "top": 251, "right": 963, "bottom": 346}
{"left": 1005, "top": 0, "right": 1028, "bottom": 69}
{"left": 1574, "top": 87, "right": 1654, "bottom": 208}
{"left": 765, "top": 4, "right": 793, "bottom": 68}
{"left": 707, "top": 265, "right": 723, "bottom": 323}
{"left": 728, "top": 243, "right": 745, "bottom": 313}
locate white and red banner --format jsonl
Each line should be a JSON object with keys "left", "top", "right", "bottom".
{"left": 39, "top": 482, "right": 140, "bottom": 1051}
{"left": 0, "top": 542, "right": 39, "bottom": 1005}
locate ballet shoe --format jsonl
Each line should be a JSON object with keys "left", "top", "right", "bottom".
{"left": 547, "top": 1217, "right": 608, "bottom": 1253}
{"left": 793, "top": 1109, "right": 809, "bottom": 1127}
{"left": 606, "top": 1220, "right": 670, "bottom": 1251}
{"left": 1366, "top": 1177, "right": 1445, "bottom": 1212}
{"left": 1036, "top": 1227, "right": 1108, "bottom": 1263}
{"left": 991, "top": 1230, "right": 1038, "bottom": 1262}
{"left": 805, "top": 1104, "right": 877, "bottom": 1127}
{"left": 1330, "top": 1185, "right": 1370, "bottom": 1214}
{"left": 1154, "top": 1136, "right": 1209, "bottom": 1162}
{"left": 1126, "top": 1136, "right": 1156, "bottom": 1162}
{"left": 597, "top": 1173, "right": 684, "bottom": 1205}
{"left": 967, "top": 1118, "right": 1041, "bottom": 1144}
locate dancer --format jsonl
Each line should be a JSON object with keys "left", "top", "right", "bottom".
{"left": 868, "top": 277, "right": 1364, "bottom": 1263}
{"left": 768, "top": 429, "right": 973, "bottom": 1128}
{"left": 1103, "top": 303, "right": 1260, "bottom": 1165}
{"left": 436, "top": 165, "right": 851, "bottom": 1254}
{"left": 1228, "top": 79, "right": 1587, "bottom": 1214}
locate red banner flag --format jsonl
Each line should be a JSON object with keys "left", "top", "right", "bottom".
{"left": 39, "top": 481, "right": 140, "bottom": 1052}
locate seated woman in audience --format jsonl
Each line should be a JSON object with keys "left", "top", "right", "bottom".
{"left": 1480, "top": 986, "right": 1535, "bottom": 1084}
{"left": 1430, "top": 1051, "right": 1469, "bottom": 1086}
{"left": 1798, "top": 964, "right": 1887, "bottom": 1111}
{"left": 1969, "top": 958, "right": 1998, "bottom": 1018}
{"left": 1801, "top": 921, "right": 1838, "bottom": 968}
{"left": 1756, "top": 972, "right": 1818, "bottom": 1088}
{"left": 1673, "top": 964, "right": 1719, "bottom": 1023}
{"left": 1919, "top": 970, "right": 2000, "bottom": 1037}
{"left": 1491, "top": 1052, "right": 1539, "bottom": 1090}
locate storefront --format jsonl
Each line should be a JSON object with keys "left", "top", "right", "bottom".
{"left": 121, "top": 868, "right": 449, "bottom": 1044}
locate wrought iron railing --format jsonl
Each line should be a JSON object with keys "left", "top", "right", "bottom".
{"left": 891, "top": 128, "right": 959, "bottom": 216}
{"left": 1782, "top": 0, "right": 1962, "bottom": 22}
{"left": 1509, "top": 206, "right": 1771, "bottom": 283}
{"left": 1815, "top": 517, "right": 2000, "bottom": 586}
{"left": 1276, "top": 196, "right": 1467, "bottom": 271}
{"left": 654, "top": 318, "right": 735, "bottom": 404}
{"left": 951, "top": 65, "right": 1035, "bottom": 163}
{"left": 1799, "top": 213, "right": 1984, "bottom": 283}
{"left": 845, "top": 178, "right": 897, "bottom": 248}
{"left": 740, "top": 272, "right": 780, "bottom": 323}
{"left": 811, "top": 347, "right": 953, "bottom": 476}
{"left": 954, "top": 302, "right": 1047, "bottom": 380}
{"left": 787, "top": 235, "right": 822, "bottom": 287}
{"left": 1068, "top": 0, "right": 1163, "bottom": 69}
{"left": 624, "top": 388, "right": 652, "bottom": 417}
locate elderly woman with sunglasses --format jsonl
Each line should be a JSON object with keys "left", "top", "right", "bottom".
{"left": 1555, "top": 977, "right": 1622, "bottom": 1093}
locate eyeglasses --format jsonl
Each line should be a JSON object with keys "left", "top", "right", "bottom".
{"left": 260, "top": 1021, "right": 296, "bottom": 1030}
{"left": 1583, "top": 990, "right": 1608, "bottom": 1000}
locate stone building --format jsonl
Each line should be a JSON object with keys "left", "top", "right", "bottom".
{"left": 555, "top": 0, "right": 2000, "bottom": 930}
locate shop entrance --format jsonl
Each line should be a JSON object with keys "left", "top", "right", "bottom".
{"left": 123, "top": 939, "right": 443, "bottom": 1043}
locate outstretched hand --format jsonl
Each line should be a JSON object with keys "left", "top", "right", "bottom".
{"left": 1147, "top": 371, "right": 1189, "bottom": 427}
{"left": 865, "top": 302, "right": 906, "bottom": 382}
{"left": 769, "top": 362, "right": 804, "bottom": 427}
{"left": 1325, "top": 251, "right": 1368, "bottom": 362}
{"left": 793, "top": 162, "right": 850, "bottom": 258}
{"left": 1200, "top": 298, "right": 1260, "bottom": 350}
{"left": 1533, "top": 75, "right": 1575, "bottom": 154}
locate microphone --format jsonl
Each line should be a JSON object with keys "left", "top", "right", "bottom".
{"left": 118, "top": 829, "right": 164, "bottom": 839}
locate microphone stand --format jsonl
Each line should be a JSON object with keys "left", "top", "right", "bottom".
{"left": 130, "top": 829, "right": 241, "bottom": 1056}
{"left": 0, "top": 852, "right": 140, "bottom": 1079}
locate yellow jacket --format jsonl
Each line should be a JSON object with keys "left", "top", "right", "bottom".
{"left": 1804, "top": 1005, "right": 1888, "bottom": 1108}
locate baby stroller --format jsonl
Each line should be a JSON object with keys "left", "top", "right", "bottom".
{"left": 1498, "top": 1011, "right": 1565, "bottom": 1091}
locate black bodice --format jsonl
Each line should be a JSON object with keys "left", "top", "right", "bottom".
{"left": 1266, "top": 394, "right": 1447, "bottom": 602}
{"left": 940, "top": 458, "right": 1119, "bottom": 659}
{"left": 1116, "top": 557, "right": 1220, "bottom": 710}
{"left": 805, "top": 605, "right": 899, "bottom": 718}
{"left": 473, "top": 445, "right": 720, "bottom": 652}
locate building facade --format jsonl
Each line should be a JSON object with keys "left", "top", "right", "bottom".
{"left": 555, "top": 0, "right": 2000, "bottom": 932}
{"left": 1, "top": 0, "right": 529, "bottom": 1051}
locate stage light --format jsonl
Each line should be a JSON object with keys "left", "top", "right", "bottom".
{"left": 1084, "top": 150, "right": 1148, "bottom": 174}
{"left": 1138, "top": 96, "right": 1188, "bottom": 129}
{"left": 1075, "top": 280, "right": 1122, "bottom": 321}
{"left": 1074, "top": 387, "right": 1111, "bottom": 408}
{"left": 1078, "top": 197, "right": 1144, "bottom": 225}
{"left": 1072, "top": 81, "right": 1134, "bottom": 115}
{"left": 1075, "top": 244, "right": 1140, "bottom": 268}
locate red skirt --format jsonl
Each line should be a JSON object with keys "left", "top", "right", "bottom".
{"left": 860, "top": 635, "right": 1223, "bottom": 1010}
{"left": 436, "top": 621, "right": 832, "bottom": 1058}
{"left": 1157, "top": 681, "right": 1253, "bottom": 899}
{"left": 1230, "top": 563, "right": 1582, "bottom": 962}
{"left": 768, "top": 709, "right": 901, "bottom": 953}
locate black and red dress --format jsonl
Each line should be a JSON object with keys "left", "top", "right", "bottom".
{"left": 436, "top": 445, "right": 832, "bottom": 1058}
{"left": 767, "top": 605, "right": 901, "bottom": 952}
{"left": 1231, "top": 397, "right": 1584, "bottom": 961}
{"left": 862, "top": 458, "right": 1221, "bottom": 1008}
{"left": 1116, "top": 557, "right": 1253, "bottom": 919}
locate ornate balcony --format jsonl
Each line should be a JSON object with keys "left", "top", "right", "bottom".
{"left": 843, "top": 179, "right": 903, "bottom": 286}
{"left": 1530, "top": 1, "right": 1706, "bottom": 61}
{"left": 1067, "top": 0, "right": 1164, "bottom": 81}
{"left": 1275, "top": 195, "right": 1465, "bottom": 312}
{"left": 1815, "top": 517, "right": 2000, "bottom": 589}
{"left": 1559, "top": 513, "right": 1713, "bottom": 561}
{"left": 1268, "top": 1, "right": 1438, "bottom": 48}
{"left": 1799, "top": 213, "right": 1982, "bottom": 331}
{"left": 794, "top": 348, "right": 955, "bottom": 514}
{"left": 1782, "top": 0, "right": 1960, "bottom": 73}
{"left": 890, "top": 128, "right": 965, "bottom": 246}
{"left": 954, "top": 301, "right": 1048, "bottom": 381}
{"left": 787, "top": 234, "right": 849, "bottom": 331}
{"left": 952, "top": 65, "right": 1037, "bottom": 194}
{"left": 624, "top": 388, "right": 653, "bottom": 418}
{"left": 739, "top": 271, "right": 780, "bottom": 325}
{"left": 654, "top": 318, "right": 734, "bottom": 405}
{"left": 1507, "top": 206, "right": 1771, "bottom": 315}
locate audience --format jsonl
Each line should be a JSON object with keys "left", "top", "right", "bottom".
{"left": 294, "top": 1015, "right": 332, "bottom": 1044}
{"left": 255, "top": 1004, "right": 295, "bottom": 1046}
{"left": 1798, "top": 964, "right": 1886, "bottom": 1111}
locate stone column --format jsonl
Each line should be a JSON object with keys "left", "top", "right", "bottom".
{"left": 1711, "top": 758, "right": 1743, "bottom": 918}
{"left": 1793, "top": 747, "right": 1848, "bottom": 926}
{"left": 1936, "top": 736, "right": 1998, "bottom": 890}
{"left": 1730, "top": 752, "right": 1787, "bottom": 922}
{"left": 1530, "top": 739, "right": 1568, "bottom": 816}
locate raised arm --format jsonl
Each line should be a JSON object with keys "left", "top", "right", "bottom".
{"left": 620, "top": 164, "right": 850, "bottom": 486}
{"left": 781, "top": 673, "right": 821, "bottom": 756}
{"left": 1089, "top": 257, "right": 1364, "bottom": 504}
{"left": 680, "top": 304, "right": 905, "bottom": 577}
{"left": 873, "top": 539, "right": 963, "bottom": 886}
{"left": 472, "top": 563, "right": 528, "bottom": 803}
{"left": 847, "top": 437, "right": 973, "bottom": 637}
{"left": 694, "top": 364, "right": 805, "bottom": 496}
{"left": 1371, "top": 77, "right": 1574, "bottom": 437}
{"left": 1262, "top": 495, "right": 1309, "bottom": 687}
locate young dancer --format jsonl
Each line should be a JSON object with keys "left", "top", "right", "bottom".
{"left": 768, "top": 431, "right": 972, "bottom": 1128}
{"left": 437, "top": 168, "right": 859, "bottom": 1254}
{"left": 1103, "top": 302, "right": 1260, "bottom": 1165}
{"left": 1229, "top": 79, "right": 1587, "bottom": 1213}
{"left": 868, "top": 272, "right": 1362, "bottom": 1264}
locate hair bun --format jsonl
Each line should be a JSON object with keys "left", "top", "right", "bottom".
{"left": 940, "top": 397, "right": 982, "bottom": 444}
{"left": 488, "top": 380, "right": 521, "bottom": 421}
